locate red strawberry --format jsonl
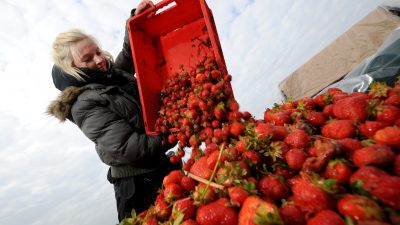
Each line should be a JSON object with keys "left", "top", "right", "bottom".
{"left": 189, "top": 134, "right": 200, "bottom": 148}
{"left": 242, "top": 111, "right": 252, "bottom": 120}
{"left": 384, "top": 94, "right": 400, "bottom": 106}
{"left": 322, "top": 104, "right": 334, "bottom": 117}
{"left": 352, "top": 144, "right": 395, "bottom": 167}
{"left": 242, "top": 150, "right": 263, "bottom": 167}
{"left": 214, "top": 102, "right": 226, "bottom": 120}
{"left": 258, "top": 174, "right": 289, "bottom": 201}
{"left": 324, "top": 159, "right": 353, "bottom": 184}
{"left": 211, "top": 119, "right": 221, "bottom": 128}
{"left": 321, "top": 120, "right": 355, "bottom": 139}
{"left": 278, "top": 203, "right": 306, "bottom": 225}
{"left": 296, "top": 97, "right": 317, "bottom": 110}
{"left": 287, "top": 175, "right": 303, "bottom": 188}
{"left": 206, "top": 150, "right": 227, "bottom": 170}
{"left": 193, "top": 183, "right": 217, "bottom": 206}
{"left": 180, "top": 176, "right": 197, "bottom": 191}
{"left": 271, "top": 125, "right": 289, "bottom": 141}
{"left": 163, "top": 183, "right": 183, "bottom": 203}
{"left": 238, "top": 196, "right": 282, "bottom": 225}
{"left": 350, "top": 166, "right": 389, "bottom": 193}
{"left": 371, "top": 175, "right": 400, "bottom": 209}
{"left": 337, "top": 138, "right": 362, "bottom": 159}
{"left": 254, "top": 122, "right": 273, "bottom": 139}
{"left": 168, "top": 134, "right": 177, "bottom": 145}
{"left": 196, "top": 198, "right": 237, "bottom": 225}
{"left": 228, "top": 186, "right": 248, "bottom": 207}
{"left": 154, "top": 193, "right": 172, "bottom": 221}
{"left": 204, "top": 142, "right": 219, "bottom": 156}
{"left": 236, "top": 138, "right": 248, "bottom": 153}
{"left": 284, "top": 129, "right": 310, "bottom": 148}
{"left": 264, "top": 109, "right": 292, "bottom": 125}
{"left": 292, "top": 179, "right": 335, "bottom": 216}
{"left": 227, "top": 111, "right": 242, "bottom": 121}
{"left": 358, "top": 121, "right": 387, "bottom": 138}
{"left": 183, "top": 157, "right": 194, "bottom": 171}
{"left": 273, "top": 165, "right": 295, "bottom": 179}
{"left": 229, "top": 121, "right": 245, "bottom": 137}
{"left": 307, "top": 210, "right": 345, "bottom": 225}
{"left": 210, "top": 69, "right": 222, "bottom": 80}
{"left": 163, "top": 170, "right": 184, "bottom": 186}
{"left": 337, "top": 194, "right": 384, "bottom": 221}
{"left": 285, "top": 148, "right": 307, "bottom": 170}
{"left": 332, "top": 96, "right": 369, "bottom": 122}
{"left": 314, "top": 93, "right": 333, "bottom": 107}
{"left": 302, "top": 140, "right": 341, "bottom": 173}
{"left": 376, "top": 105, "right": 400, "bottom": 124}
{"left": 374, "top": 126, "right": 400, "bottom": 148}
{"left": 170, "top": 155, "right": 182, "bottom": 164}
{"left": 227, "top": 98, "right": 239, "bottom": 111}
{"left": 255, "top": 122, "right": 285, "bottom": 141}
{"left": 305, "top": 111, "right": 326, "bottom": 127}
{"left": 172, "top": 197, "right": 197, "bottom": 220}
{"left": 215, "top": 161, "right": 250, "bottom": 187}
{"left": 190, "top": 156, "right": 213, "bottom": 180}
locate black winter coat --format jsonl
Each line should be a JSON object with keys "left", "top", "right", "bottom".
{"left": 47, "top": 25, "right": 170, "bottom": 177}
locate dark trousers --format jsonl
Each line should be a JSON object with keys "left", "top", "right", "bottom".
{"left": 107, "top": 163, "right": 180, "bottom": 221}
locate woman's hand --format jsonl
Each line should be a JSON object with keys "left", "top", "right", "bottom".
{"left": 135, "top": 0, "right": 155, "bottom": 16}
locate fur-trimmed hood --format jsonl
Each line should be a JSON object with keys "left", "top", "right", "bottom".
{"left": 47, "top": 86, "right": 88, "bottom": 121}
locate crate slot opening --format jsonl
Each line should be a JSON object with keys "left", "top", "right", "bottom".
{"left": 155, "top": 1, "right": 177, "bottom": 15}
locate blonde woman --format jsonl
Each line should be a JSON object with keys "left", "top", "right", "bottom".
{"left": 47, "top": 0, "right": 178, "bottom": 221}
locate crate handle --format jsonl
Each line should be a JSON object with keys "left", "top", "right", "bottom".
{"left": 154, "top": 1, "right": 177, "bottom": 15}
{"left": 133, "top": 0, "right": 179, "bottom": 19}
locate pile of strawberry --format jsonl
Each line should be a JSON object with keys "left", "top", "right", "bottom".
{"left": 123, "top": 60, "right": 400, "bottom": 225}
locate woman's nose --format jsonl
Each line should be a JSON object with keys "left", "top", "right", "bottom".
{"left": 94, "top": 55, "right": 104, "bottom": 64}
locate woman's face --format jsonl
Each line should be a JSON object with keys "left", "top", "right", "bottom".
{"left": 72, "top": 38, "right": 107, "bottom": 71}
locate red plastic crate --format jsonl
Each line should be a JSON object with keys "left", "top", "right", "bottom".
{"left": 127, "top": 0, "right": 228, "bottom": 135}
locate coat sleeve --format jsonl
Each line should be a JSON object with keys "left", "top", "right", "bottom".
{"left": 114, "top": 9, "right": 136, "bottom": 75}
{"left": 71, "top": 92, "right": 168, "bottom": 168}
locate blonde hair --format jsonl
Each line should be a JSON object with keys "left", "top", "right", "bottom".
{"left": 52, "top": 29, "right": 114, "bottom": 81}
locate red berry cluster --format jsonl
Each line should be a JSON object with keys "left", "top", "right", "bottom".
{"left": 126, "top": 65, "right": 400, "bottom": 224}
